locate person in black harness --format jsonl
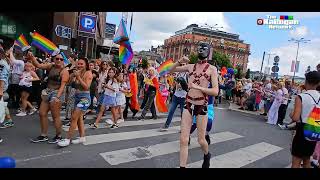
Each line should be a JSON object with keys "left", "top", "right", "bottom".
{"left": 170, "top": 42, "right": 219, "bottom": 168}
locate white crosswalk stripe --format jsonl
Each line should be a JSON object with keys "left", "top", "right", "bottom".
{"left": 48, "top": 109, "right": 284, "bottom": 168}
{"left": 62, "top": 117, "right": 180, "bottom": 131}
{"left": 186, "top": 142, "right": 283, "bottom": 168}
{"left": 84, "top": 126, "right": 180, "bottom": 145}
{"left": 99, "top": 131, "right": 243, "bottom": 165}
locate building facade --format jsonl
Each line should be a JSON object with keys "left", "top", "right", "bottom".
{"left": 163, "top": 24, "right": 251, "bottom": 71}
{"left": 0, "top": 12, "right": 106, "bottom": 59}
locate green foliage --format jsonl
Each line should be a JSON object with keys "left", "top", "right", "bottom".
{"left": 245, "top": 68, "right": 251, "bottom": 79}
{"left": 141, "top": 57, "right": 149, "bottom": 69}
{"left": 212, "top": 51, "right": 232, "bottom": 69}
{"left": 235, "top": 65, "right": 243, "bottom": 79}
{"left": 189, "top": 52, "right": 198, "bottom": 64}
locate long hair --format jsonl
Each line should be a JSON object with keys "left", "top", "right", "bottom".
{"left": 105, "top": 67, "right": 117, "bottom": 85}
{"left": 77, "top": 57, "right": 89, "bottom": 71}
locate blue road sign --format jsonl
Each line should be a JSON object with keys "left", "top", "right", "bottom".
{"left": 79, "top": 13, "right": 97, "bottom": 34}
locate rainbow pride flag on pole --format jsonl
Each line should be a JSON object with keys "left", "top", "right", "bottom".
{"left": 113, "top": 19, "right": 129, "bottom": 44}
{"left": 113, "top": 18, "right": 134, "bottom": 65}
{"left": 14, "top": 34, "right": 31, "bottom": 52}
{"left": 30, "top": 32, "right": 60, "bottom": 56}
{"left": 119, "top": 40, "right": 133, "bottom": 65}
{"left": 157, "top": 59, "right": 174, "bottom": 76}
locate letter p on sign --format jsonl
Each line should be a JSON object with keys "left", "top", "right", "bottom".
{"left": 84, "top": 18, "right": 93, "bottom": 29}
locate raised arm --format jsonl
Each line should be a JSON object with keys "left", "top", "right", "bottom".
{"left": 27, "top": 51, "right": 52, "bottom": 70}
{"left": 170, "top": 56, "right": 190, "bottom": 73}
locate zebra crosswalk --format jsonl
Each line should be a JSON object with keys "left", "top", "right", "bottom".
{"left": 46, "top": 110, "right": 285, "bottom": 168}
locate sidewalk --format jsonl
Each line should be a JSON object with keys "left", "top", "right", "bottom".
{"left": 228, "top": 102, "right": 292, "bottom": 124}
{"left": 228, "top": 102, "right": 261, "bottom": 116}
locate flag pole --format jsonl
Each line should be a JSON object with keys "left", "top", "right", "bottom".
{"left": 129, "top": 12, "right": 133, "bottom": 39}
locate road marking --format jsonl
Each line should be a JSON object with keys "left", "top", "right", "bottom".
{"left": 62, "top": 117, "right": 180, "bottom": 131}
{"left": 84, "top": 126, "right": 181, "bottom": 145}
{"left": 186, "top": 142, "right": 283, "bottom": 168}
{"left": 100, "top": 131, "right": 243, "bottom": 165}
{"left": 215, "top": 107, "right": 228, "bottom": 110}
{"left": 16, "top": 151, "right": 72, "bottom": 163}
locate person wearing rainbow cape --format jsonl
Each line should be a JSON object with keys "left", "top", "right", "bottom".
{"left": 170, "top": 42, "right": 219, "bottom": 168}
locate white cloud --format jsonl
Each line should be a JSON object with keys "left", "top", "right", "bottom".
{"left": 249, "top": 38, "right": 320, "bottom": 77}
{"left": 130, "top": 12, "right": 231, "bottom": 51}
{"left": 247, "top": 57, "right": 263, "bottom": 72}
{"left": 289, "top": 26, "right": 309, "bottom": 38}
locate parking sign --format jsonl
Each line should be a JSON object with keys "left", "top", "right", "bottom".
{"left": 79, "top": 13, "right": 97, "bottom": 34}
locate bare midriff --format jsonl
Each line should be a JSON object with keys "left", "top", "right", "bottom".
{"left": 186, "top": 63, "right": 212, "bottom": 106}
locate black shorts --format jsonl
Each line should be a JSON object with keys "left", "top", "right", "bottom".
{"left": 291, "top": 123, "right": 317, "bottom": 158}
{"left": 184, "top": 102, "right": 207, "bottom": 116}
{"left": 19, "top": 85, "right": 33, "bottom": 94}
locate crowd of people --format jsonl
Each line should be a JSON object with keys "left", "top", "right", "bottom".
{"left": 0, "top": 38, "right": 320, "bottom": 168}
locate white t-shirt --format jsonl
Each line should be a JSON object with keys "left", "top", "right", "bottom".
{"left": 104, "top": 80, "right": 119, "bottom": 97}
{"left": 281, "top": 87, "right": 289, "bottom": 105}
{"left": 19, "top": 71, "right": 33, "bottom": 87}
{"left": 12, "top": 59, "right": 25, "bottom": 75}
{"left": 244, "top": 83, "right": 252, "bottom": 94}
{"left": 299, "top": 90, "right": 320, "bottom": 124}
{"left": 116, "top": 82, "right": 127, "bottom": 105}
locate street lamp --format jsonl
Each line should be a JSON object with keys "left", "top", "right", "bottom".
{"left": 288, "top": 38, "right": 310, "bottom": 83}
{"left": 260, "top": 52, "right": 276, "bottom": 78}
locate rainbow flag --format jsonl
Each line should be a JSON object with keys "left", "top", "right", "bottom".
{"left": 157, "top": 59, "right": 174, "bottom": 77}
{"left": 152, "top": 77, "right": 168, "bottom": 113}
{"left": 113, "top": 18, "right": 129, "bottom": 44}
{"left": 129, "top": 72, "right": 140, "bottom": 111}
{"left": 30, "top": 32, "right": 60, "bottom": 56}
{"left": 119, "top": 40, "right": 133, "bottom": 65}
{"left": 14, "top": 34, "right": 31, "bottom": 51}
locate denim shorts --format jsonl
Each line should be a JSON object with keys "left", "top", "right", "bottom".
{"left": 41, "top": 88, "right": 65, "bottom": 103}
{"left": 103, "top": 95, "right": 116, "bottom": 107}
{"left": 97, "top": 93, "right": 105, "bottom": 105}
{"left": 74, "top": 92, "right": 91, "bottom": 112}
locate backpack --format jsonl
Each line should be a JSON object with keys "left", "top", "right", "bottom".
{"left": 303, "top": 93, "right": 320, "bottom": 141}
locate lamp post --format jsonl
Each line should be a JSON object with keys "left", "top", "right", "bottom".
{"left": 261, "top": 52, "right": 276, "bottom": 77}
{"left": 288, "top": 38, "right": 310, "bottom": 83}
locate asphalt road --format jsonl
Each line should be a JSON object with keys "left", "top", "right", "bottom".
{"left": 0, "top": 101, "right": 292, "bottom": 168}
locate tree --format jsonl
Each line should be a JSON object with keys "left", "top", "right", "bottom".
{"left": 189, "top": 52, "right": 198, "bottom": 64}
{"left": 112, "top": 54, "right": 120, "bottom": 67}
{"left": 245, "top": 68, "right": 251, "bottom": 79}
{"left": 141, "top": 57, "right": 149, "bottom": 69}
{"left": 212, "top": 51, "right": 232, "bottom": 69}
{"left": 235, "top": 65, "right": 243, "bottom": 79}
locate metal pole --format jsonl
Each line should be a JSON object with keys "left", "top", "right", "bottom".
{"left": 260, "top": 51, "right": 265, "bottom": 75}
{"left": 292, "top": 41, "right": 300, "bottom": 83}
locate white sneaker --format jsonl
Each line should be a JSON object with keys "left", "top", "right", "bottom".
{"left": 57, "top": 139, "right": 71, "bottom": 147}
{"left": 105, "top": 119, "right": 113, "bottom": 125}
{"left": 72, "top": 137, "right": 86, "bottom": 144}
{"left": 28, "top": 108, "right": 37, "bottom": 115}
{"left": 16, "top": 112, "right": 27, "bottom": 117}
{"left": 117, "top": 119, "right": 125, "bottom": 124}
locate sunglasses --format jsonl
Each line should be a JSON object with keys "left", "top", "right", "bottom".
{"left": 55, "top": 58, "right": 64, "bottom": 61}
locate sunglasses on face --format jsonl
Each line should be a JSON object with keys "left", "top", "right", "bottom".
{"left": 55, "top": 58, "right": 64, "bottom": 61}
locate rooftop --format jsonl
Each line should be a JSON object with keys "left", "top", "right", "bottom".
{"left": 174, "top": 24, "right": 244, "bottom": 43}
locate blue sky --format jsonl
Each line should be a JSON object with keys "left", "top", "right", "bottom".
{"left": 106, "top": 12, "right": 320, "bottom": 77}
